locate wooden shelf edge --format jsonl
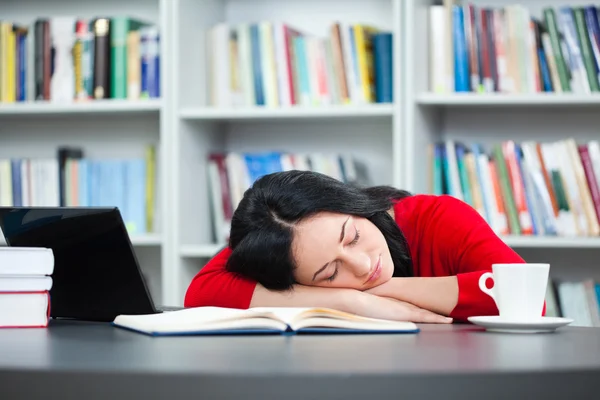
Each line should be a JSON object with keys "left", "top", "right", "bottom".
{"left": 179, "top": 104, "right": 395, "bottom": 120}
{"left": 180, "top": 244, "right": 226, "bottom": 258}
{"left": 0, "top": 99, "right": 162, "bottom": 115}
{"left": 501, "top": 235, "right": 600, "bottom": 248}
{"left": 416, "top": 93, "right": 600, "bottom": 106}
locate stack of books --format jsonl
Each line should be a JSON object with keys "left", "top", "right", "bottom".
{"left": 0, "top": 247, "right": 54, "bottom": 328}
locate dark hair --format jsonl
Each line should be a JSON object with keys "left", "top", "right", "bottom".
{"left": 226, "top": 170, "right": 414, "bottom": 290}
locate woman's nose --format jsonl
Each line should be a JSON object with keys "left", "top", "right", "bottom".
{"left": 343, "top": 253, "right": 371, "bottom": 277}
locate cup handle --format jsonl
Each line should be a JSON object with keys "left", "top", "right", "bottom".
{"left": 478, "top": 272, "right": 495, "bottom": 300}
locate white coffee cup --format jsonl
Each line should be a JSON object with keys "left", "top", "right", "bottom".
{"left": 478, "top": 263, "right": 549, "bottom": 321}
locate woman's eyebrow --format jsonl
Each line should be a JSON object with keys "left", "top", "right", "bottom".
{"left": 340, "top": 216, "right": 350, "bottom": 243}
{"left": 312, "top": 262, "right": 330, "bottom": 281}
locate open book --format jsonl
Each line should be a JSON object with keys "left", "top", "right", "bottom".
{"left": 112, "top": 307, "right": 419, "bottom": 336}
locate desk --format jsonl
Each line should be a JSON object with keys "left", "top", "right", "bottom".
{"left": 1, "top": 320, "right": 600, "bottom": 399}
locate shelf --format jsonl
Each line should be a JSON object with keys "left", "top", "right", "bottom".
{"left": 129, "top": 234, "right": 163, "bottom": 247}
{"left": 180, "top": 244, "right": 226, "bottom": 258}
{"left": 501, "top": 235, "right": 600, "bottom": 249}
{"left": 0, "top": 99, "right": 162, "bottom": 116}
{"left": 179, "top": 104, "right": 394, "bottom": 120}
{"left": 416, "top": 93, "right": 600, "bottom": 107}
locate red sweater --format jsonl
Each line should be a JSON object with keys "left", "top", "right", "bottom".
{"left": 184, "top": 194, "right": 528, "bottom": 321}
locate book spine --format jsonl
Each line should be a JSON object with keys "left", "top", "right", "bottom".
{"left": 110, "top": 17, "right": 129, "bottom": 99}
{"left": 452, "top": 6, "right": 470, "bottom": 92}
{"left": 578, "top": 145, "right": 600, "bottom": 227}
{"left": 574, "top": 8, "right": 600, "bottom": 91}
{"left": 92, "top": 18, "right": 111, "bottom": 99}
{"left": 373, "top": 32, "right": 392, "bottom": 103}
{"left": 543, "top": 8, "right": 571, "bottom": 91}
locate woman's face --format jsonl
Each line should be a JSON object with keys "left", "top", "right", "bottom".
{"left": 291, "top": 212, "right": 394, "bottom": 290}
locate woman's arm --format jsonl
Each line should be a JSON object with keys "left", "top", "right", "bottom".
{"left": 372, "top": 195, "right": 528, "bottom": 321}
{"left": 184, "top": 248, "right": 451, "bottom": 323}
{"left": 365, "top": 276, "right": 458, "bottom": 316}
{"left": 251, "top": 284, "right": 453, "bottom": 323}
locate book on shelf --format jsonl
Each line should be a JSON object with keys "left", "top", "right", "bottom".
{"left": 0, "top": 16, "right": 159, "bottom": 104}
{"left": 207, "top": 151, "right": 371, "bottom": 244}
{"left": 546, "top": 278, "right": 600, "bottom": 327}
{"left": 429, "top": 138, "right": 600, "bottom": 238}
{"left": 0, "top": 247, "right": 54, "bottom": 328}
{"left": 207, "top": 21, "right": 393, "bottom": 108}
{"left": 112, "top": 306, "right": 419, "bottom": 336}
{"left": 429, "top": 3, "right": 600, "bottom": 94}
{"left": 0, "top": 144, "right": 157, "bottom": 235}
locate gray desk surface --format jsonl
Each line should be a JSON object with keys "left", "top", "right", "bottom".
{"left": 1, "top": 320, "right": 600, "bottom": 399}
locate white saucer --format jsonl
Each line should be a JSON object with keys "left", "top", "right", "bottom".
{"left": 467, "top": 316, "right": 574, "bottom": 333}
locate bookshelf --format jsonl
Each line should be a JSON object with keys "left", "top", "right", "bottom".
{"left": 0, "top": 0, "right": 169, "bottom": 303}
{"left": 168, "top": 0, "right": 402, "bottom": 305}
{"left": 407, "top": 0, "right": 600, "bottom": 325}
{"left": 4, "top": 0, "right": 600, "bottom": 317}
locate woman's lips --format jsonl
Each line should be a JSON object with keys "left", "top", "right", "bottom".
{"left": 366, "top": 255, "right": 382, "bottom": 283}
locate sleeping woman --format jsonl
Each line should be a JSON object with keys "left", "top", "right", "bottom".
{"left": 184, "top": 170, "right": 528, "bottom": 323}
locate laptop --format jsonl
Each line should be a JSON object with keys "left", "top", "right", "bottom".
{"left": 0, "top": 206, "right": 180, "bottom": 322}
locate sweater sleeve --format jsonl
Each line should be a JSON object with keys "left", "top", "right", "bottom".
{"left": 183, "top": 247, "right": 257, "bottom": 309}
{"left": 432, "top": 196, "right": 528, "bottom": 321}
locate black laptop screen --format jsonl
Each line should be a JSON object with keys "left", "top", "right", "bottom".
{"left": 0, "top": 207, "right": 156, "bottom": 321}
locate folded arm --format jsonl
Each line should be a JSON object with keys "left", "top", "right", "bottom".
{"left": 366, "top": 276, "right": 458, "bottom": 316}
{"left": 184, "top": 248, "right": 451, "bottom": 323}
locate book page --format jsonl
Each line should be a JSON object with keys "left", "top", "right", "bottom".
{"left": 114, "top": 306, "right": 285, "bottom": 333}
{"left": 249, "top": 307, "right": 418, "bottom": 330}
{"left": 290, "top": 316, "right": 418, "bottom": 332}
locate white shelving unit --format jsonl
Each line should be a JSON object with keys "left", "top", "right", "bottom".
{"left": 167, "top": 0, "right": 403, "bottom": 305}
{"left": 0, "top": 0, "right": 171, "bottom": 304}
{"left": 404, "top": 0, "right": 600, "bottom": 284}
{"left": 5, "top": 0, "right": 600, "bottom": 307}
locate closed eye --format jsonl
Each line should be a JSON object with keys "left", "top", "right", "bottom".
{"left": 349, "top": 227, "right": 360, "bottom": 246}
{"left": 326, "top": 267, "right": 339, "bottom": 282}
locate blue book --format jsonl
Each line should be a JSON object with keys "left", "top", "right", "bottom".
{"left": 372, "top": 32, "right": 393, "bottom": 103}
{"left": 250, "top": 24, "right": 265, "bottom": 106}
{"left": 453, "top": 6, "right": 470, "bottom": 92}
{"left": 112, "top": 307, "right": 419, "bottom": 336}
{"left": 244, "top": 152, "right": 283, "bottom": 184}
{"left": 293, "top": 36, "right": 310, "bottom": 104}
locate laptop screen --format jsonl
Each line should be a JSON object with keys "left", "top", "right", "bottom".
{"left": 0, "top": 207, "right": 157, "bottom": 321}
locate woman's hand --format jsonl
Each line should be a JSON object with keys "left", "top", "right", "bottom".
{"left": 364, "top": 277, "right": 459, "bottom": 316}
{"left": 352, "top": 290, "right": 453, "bottom": 324}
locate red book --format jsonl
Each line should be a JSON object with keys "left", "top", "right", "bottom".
{"left": 578, "top": 144, "right": 600, "bottom": 225}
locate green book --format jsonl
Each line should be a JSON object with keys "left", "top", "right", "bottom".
{"left": 573, "top": 8, "right": 600, "bottom": 91}
{"left": 433, "top": 144, "right": 444, "bottom": 196}
{"left": 543, "top": 8, "right": 571, "bottom": 92}
{"left": 492, "top": 145, "right": 521, "bottom": 235}
{"left": 110, "top": 17, "right": 148, "bottom": 99}
{"left": 456, "top": 144, "right": 473, "bottom": 207}
{"left": 551, "top": 170, "right": 570, "bottom": 213}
